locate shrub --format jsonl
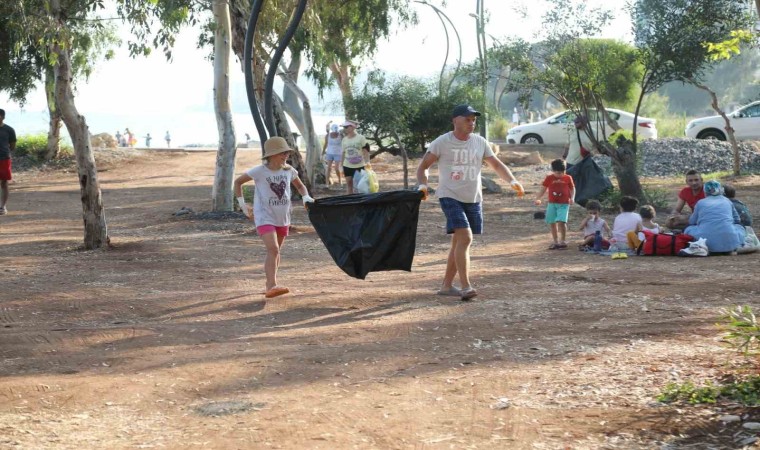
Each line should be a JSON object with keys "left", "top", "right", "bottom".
{"left": 719, "top": 305, "right": 760, "bottom": 356}
{"left": 14, "top": 134, "right": 48, "bottom": 161}
{"left": 489, "top": 116, "right": 510, "bottom": 141}
{"left": 597, "top": 186, "right": 669, "bottom": 212}
{"left": 14, "top": 133, "right": 73, "bottom": 161}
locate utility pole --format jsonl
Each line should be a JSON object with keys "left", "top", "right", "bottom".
{"left": 472, "top": 0, "right": 488, "bottom": 138}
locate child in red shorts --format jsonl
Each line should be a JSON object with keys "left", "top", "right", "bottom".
{"left": 0, "top": 108, "right": 17, "bottom": 215}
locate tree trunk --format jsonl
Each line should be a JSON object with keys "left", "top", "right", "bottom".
{"left": 281, "top": 53, "right": 306, "bottom": 132}
{"left": 212, "top": 0, "right": 237, "bottom": 212}
{"left": 330, "top": 62, "right": 354, "bottom": 118}
{"left": 605, "top": 140, "right": 644, "bottom": 200}
{"left": 690, "top": 80, "right": 741, "bottom": 176}
{"left": 272, "top": 94, "right": 310, "bottom": 192}
{"left": 279, "top": 74, "right": 319, "bottom": 186}
{"left": 391, "top": 130, "right": 409, "bottom": 189}
{"left": 51, "top": 41, "right": 108, "bottom": 249}
{"left": 44, "top": 66, "right": 61, "bottom": 161}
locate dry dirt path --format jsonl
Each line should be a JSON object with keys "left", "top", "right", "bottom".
{"left": 1, "top": 150, "right": 760, "bottom": 449}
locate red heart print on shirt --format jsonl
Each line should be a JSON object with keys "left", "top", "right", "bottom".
{"left": 270, "top": 180, "right": 287, "bottom": 200}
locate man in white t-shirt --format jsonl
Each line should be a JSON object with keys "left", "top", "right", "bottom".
{"left": 416, "top": 104, "right": 525, "bottom": 301}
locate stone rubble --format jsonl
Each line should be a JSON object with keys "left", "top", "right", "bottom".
{"left": 593, "top": 138, "right": 760, "bottom": 177}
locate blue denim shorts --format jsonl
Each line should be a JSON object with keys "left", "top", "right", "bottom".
{"left": 439, "top": 197, "right": 483, "bottom": 234}
{"left": 324, "top": 153, "right": 341, "bottom": 162}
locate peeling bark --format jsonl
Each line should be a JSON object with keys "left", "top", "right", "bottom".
{"left": 44, "top": 66, "right": 61, "bottom": 161}
{"left": 51, "top": 39, "right": 108, "bottom": 249}
{"left": 212, "top": 0, "right": 237, "bottom": 211}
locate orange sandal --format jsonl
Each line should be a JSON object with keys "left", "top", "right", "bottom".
{"left": 264, "top": 286, "right": 290, "bottom": 298}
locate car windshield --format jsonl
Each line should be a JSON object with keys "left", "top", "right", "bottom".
{"left": 739, "top": 104, "right": 760, "bottom": 118}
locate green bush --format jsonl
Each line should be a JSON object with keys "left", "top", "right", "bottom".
{"left": 655, "top": 114, "right": 690, "bottom": 138}
{"left": 719, "top": 305, "right": 760, "bottom": 356}
{"left": 658, "top": 376, "right": 760, "bottom": 406}
{"left": 489, "top": 116, "right": 510, "bottom": 141}
{"left": 597, "top": 186, "right": 669, "bottom": 213}
{"left": 14, "top": 134, "right": 48, "bottom": 160}
{"left": 14, "top": 133, "right": 73, "bottom": 161}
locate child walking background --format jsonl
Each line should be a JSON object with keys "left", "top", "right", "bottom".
{"left": 234, "top": 137, "right": 314, "bottom": 298}
{"left": 534, "top": 159, "right": 575, "bottom": 249}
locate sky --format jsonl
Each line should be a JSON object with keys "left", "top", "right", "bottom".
{"left": 0, "top": 0, "right": 631, "bottom": 146}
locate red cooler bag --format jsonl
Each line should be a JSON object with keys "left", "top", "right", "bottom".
{"left": 638, "top": 230, "right": 694, "bottom": 256}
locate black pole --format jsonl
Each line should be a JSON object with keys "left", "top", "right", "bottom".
{"left": 263, "top": 0, "right": 308, "bottom": 135}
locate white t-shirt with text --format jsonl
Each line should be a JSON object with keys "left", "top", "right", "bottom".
{"left": 427, "top": 132, "right": 495, "bottom": 203}
{"left": 246, "top": 165, "right": 298, "bottom": 227}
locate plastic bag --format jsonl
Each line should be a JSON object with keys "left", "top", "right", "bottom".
{"left": 566, "top": 156, "right": 612, "bottom": 207}
{"left": 738, "top": 226, "right": 760, "bottom": 254}
{"left": 352, "top": 169, "right": 366, "bottom": 193}
{"left": 365, "top": 169, "right": 379, "bottom": 193}
{"left": 356, "top": 172, "right": 370, "bottom": 194}
{"left": 307, "top": 190, "right": 424, "bottom": 279}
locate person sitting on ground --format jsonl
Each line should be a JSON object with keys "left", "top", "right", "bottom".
{"left": 724, "top": 184, "right": 752, "bottom": 227}
{"left": 578, "top": 199, "right": 611, "bottom": 250}
{"left": 666, "top": 169, "right": 704, "bottom": 230}
{"left": 684, "top": 180, "right": 746, "bottom": 254}
{"left": 534, "top": 158, "right": 576, "bottom": 249}
{"left": 611, "top": 196, "right": 641, "bottom": 250}
{"left": 628, "top": 204, "right": 660, "bottom": 249}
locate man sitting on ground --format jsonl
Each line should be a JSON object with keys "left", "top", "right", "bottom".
{"left": 665, "top": 169, "right": 704, "bottom": 230}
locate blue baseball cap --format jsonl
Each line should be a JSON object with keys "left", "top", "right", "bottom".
{"left": 451, "top": 104, "right": 481, "bottom": 118}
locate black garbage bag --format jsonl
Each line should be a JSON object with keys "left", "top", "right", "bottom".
{"left": 307, "top": 190, "right": 423, "bottom": 279}
{"left": 567, "top": 156, "right": 612, "bottom": 207}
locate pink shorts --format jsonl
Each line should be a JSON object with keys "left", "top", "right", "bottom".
{"left": 256, "top": 225, "right": 289, "bottom": 237}
{"left": 0, "top": 159, "right": 11, "bottom": 181}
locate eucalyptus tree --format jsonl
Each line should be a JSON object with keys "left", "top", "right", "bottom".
{"left": 0, "top": 0, "right": 121, "bottom": 248}
{"left": 0, "top": 2, "right": 117, "bottom": 162}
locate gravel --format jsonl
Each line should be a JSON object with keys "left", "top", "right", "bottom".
{"left": 593, "top": 138, "right": 760, "bottom": 177}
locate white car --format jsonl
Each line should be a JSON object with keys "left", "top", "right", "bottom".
{"left": 506, "top": 109, "right": 658, "bottom": 145}
{"left": 685, "top": 101, "right": 760, "bottom": 141}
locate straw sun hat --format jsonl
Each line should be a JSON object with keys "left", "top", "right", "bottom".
{"left": 263, "top": 136, "right": 292, "bottom": 158}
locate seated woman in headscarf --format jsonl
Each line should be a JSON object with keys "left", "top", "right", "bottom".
{"left": 684, "top": 180, "right": 746, "bottom": 254}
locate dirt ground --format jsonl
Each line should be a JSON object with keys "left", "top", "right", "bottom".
{"left": 2, "top": 148, "right": 760, "bottom": 449}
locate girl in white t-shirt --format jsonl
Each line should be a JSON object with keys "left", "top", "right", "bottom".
{"left": 233, "top": 137, "right": 314, "bottom": 298}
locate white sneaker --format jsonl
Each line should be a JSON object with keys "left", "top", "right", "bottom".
{"left": 0, "top": 206, "right": 6, "bottom": 215}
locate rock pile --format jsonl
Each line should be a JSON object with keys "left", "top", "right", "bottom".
{"left": 593, "top": 138, "right": 760, "bottom": 177}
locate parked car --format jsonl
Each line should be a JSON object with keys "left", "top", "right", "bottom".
{"left": 685, "top": 101, "right": 760, "bottom": 141}
{"left": 506, "top": 109, "right": 658, "bottom": 145}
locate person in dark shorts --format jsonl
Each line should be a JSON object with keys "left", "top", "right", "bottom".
{"left": 416, "top": 104, "right": 525, "bottom": 301}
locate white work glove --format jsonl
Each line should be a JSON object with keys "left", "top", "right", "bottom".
{"left": 302, "top": 194, "right": 314, "bottom": 208}
{"left": 417, "top": 184, "right": 429, "bottom": 201}
{"left": 510, "top": 180, "right": 525, "bottom": 198}
{"left": 237, "top": 196, "right": 252, "bottom": 219}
